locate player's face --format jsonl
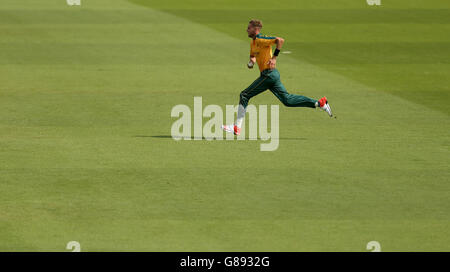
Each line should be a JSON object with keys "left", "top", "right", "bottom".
{"left": 247, "top": 24, "right": 258, "bottom": 38}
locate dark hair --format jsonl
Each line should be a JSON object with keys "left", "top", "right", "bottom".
{"left": 249, "top": 19, "right": 263, "bottom": 28}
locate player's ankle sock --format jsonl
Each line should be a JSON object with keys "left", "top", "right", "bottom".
{"left": 235, "top": 117, "right": 244, "bottom": 128}
{"left": 236, "top": 104, "right": 246, "bottom": 128}
{"left": 315, "top": 101, "right": 319, "bottom": 108}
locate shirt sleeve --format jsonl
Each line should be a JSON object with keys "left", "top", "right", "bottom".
{"left": 256, "top": 35, "right": 276, "bottom": 47}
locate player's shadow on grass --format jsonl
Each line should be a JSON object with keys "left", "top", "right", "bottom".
{"left": 134, "top": 135, "right": 308, "bottom": 141}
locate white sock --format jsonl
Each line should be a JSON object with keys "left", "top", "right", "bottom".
{"left": 315, "top": 101, "right": 319, "bottom": 108}
{"left": 235, "top": 104, "right": 246, "bottom": 128}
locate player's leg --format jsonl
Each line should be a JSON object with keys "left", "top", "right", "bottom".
{"left": 269, "top": 75, "right": 316, "bottom": 108}
{"left": 239, "top": 75, "right": 270, "bottom": 109}
{"left": 270, "top": 82, "right": 317, "bottom": 107}
{"left": 222, "top": 76, "right": 271, "bottom": 135}
{"left": 269, "top": 70, "right": 333, "bottom": 116}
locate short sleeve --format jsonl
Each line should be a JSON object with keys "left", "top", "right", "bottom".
{"left": 256, "top": 35, "right": 276, "bottom": 47}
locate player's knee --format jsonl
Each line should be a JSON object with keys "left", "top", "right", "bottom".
{"left": 240, "top": 91, "right": 249, "bottom": 102}
{"left": 238, "top": 92, "right": 248, "bottom": 108}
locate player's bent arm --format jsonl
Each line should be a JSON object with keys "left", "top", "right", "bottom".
{"left": 267, "top": 37, "right": 284, "bottom": 69}
{"left": 270, "top": 37, "right": 284, "bottom": 64}
{"left": 274, "top": 37, "right": 284, "bottom": 51}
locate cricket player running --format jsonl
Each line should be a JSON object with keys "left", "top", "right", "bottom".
{"left": 222, "top": 19, "right": 333, "bottom": 136}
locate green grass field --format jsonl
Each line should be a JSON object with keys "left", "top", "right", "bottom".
{"left": 0, "top": 0, "right": 449, "bottom": 251}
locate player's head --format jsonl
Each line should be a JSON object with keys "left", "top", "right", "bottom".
{"left": 247, "top": 19, "right": 262, "bottom": 38}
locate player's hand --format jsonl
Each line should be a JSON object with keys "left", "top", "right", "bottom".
{"left": 267, "top": 57, "right": 276, "bottom": 69}
{"left": 248, "top": 56, "right": 256, "bottom": 69}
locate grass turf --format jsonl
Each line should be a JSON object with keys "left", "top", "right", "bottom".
{"left": 0, "top": 0, "right": 448, "bottom": 251}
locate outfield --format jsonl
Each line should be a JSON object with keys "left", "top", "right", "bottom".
{"left": 0, "top": 0, "right": 449, "bottom": 251}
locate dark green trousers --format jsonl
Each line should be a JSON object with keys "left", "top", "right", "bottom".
{"left": 239, "top": 69, "right": 317, "bottom": 109}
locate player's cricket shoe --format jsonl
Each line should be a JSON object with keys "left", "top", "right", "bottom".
{"left": 318, "top": 96, "right": 333, "bottom": 117}
{"left": 221, "top": 124, "right": 241, "bottom": 135}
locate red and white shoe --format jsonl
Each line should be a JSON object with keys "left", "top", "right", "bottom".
{"left": 318, "top": 96, "right": 333, "bottom": 117}
{"left": 221, "top": 124, "right": 241, "bottom": 135}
